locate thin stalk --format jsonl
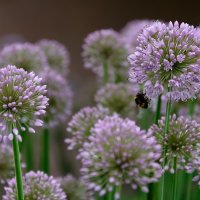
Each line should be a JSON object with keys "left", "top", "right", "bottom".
{"left": 185, "top": 99, "right": 196, "bottom": 200}
{"left": 103, "top": 61, "right": 109, "bottom": 84}
{"left": 172, "top": 157, "right": 178, "bottom": 200}
{"left": 12, "top": 134, "right": 24, "bottom": 200}
{"left": 107, "top": 191, "right": 113, "bottom": 200}
{"left": 161, "top": 88, "right": 172, "bottom": 200}
{"left": 26, "top": 134, "right": 34, "bottom": 171}
{"left": 41, "top": 127, "right": 50, "bottom": 174}
{"left": 148, "top": 95, "right": 162, "bottom": 200}
{"left": 154, "top": 95, "right": 162, "bottom": 124}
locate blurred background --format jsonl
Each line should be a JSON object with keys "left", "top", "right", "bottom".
{"left": 0, "top": 0, "right": 199, "bottom": 182}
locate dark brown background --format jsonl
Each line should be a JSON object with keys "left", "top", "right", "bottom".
{"left": 1, "top": 0, "right": 199, "bottom": 175}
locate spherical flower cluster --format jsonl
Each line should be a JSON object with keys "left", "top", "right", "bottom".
{"left": 82, "top": 29, "right": 129, "bottom": 82}
{"left": 149, "top": 114, "right": 200, "bottom": 172}
{"left": 40, "top": 68, "right": 73, "bottom": 128}
{"left": 0, "top": 65, "right": 49, "bottom": 142}
{"left": 3, "top": 171, "right": 67, "bottom": 200}
{"left": 65, "top": 106, "right": 110, "bottom": 150}
{"left": 128, "top": 21, "right": 200, "bottom": 101}
{"left": 95, "top": 83, "right": 137, "bottom": 118}
{"left": 0, "top": 43, "right": 48, "bottom": 73}
{"left": 0, "top": 144, "right": 14, "bottom": 184}
{"left": 80, "top": 115, "right": 162, "bottom": 198}
{"left": 36, "top": 39, "right": 70, "bottom": 76}
{"left": 121, "top": 19, "right": 153, "bottom": 51}
{"left": 58, "top": 175, "right": 88, "bottom": 200}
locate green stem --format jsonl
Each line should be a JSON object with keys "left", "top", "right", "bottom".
{"left": 116, "top": 185, "right": 122, "bottom": 200}
{"left": 184, "top": 99, "right": 196, "bottom": 200}
{"left": 172, "top": 157, "right": 178, "bottom": 200}
{"left": 185, "top": 173, "right": 193, "bottom": 200}
{"left": 26, "top": 134, "right": 34, "bottom": 171}
{"left": 154, "top": 95, "right": 162, "bottom": 124}
{"left": 103, "top": 61, "right": 109, "bottom": 84}
{"left": 12, "top": 134, "right": 24, "bottom": 200}
{"left": 148, "top": 95, "right": 162, "bottom": 200}
{"left": 161, "top": 89, "right": 172, "bottom": 200}
{"left": 41, "top": 127, "right": 50, "bottom": 174}
{"left": 189, "top": 99, "right": 196, "bottom": 116}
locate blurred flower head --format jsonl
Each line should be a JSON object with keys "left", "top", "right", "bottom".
{"left": 128, "top": 21, "right": 200, "bottom": 101}
{"left": 0, "top": 43, "right": 48, "bottom": 72}
{"left": 58, "top": 175, "right": 89, "bottom": 200}
{"left": 121, "top": 19, "right": 153, "bottom": 51}
{"left": 80, "top": 115, "right": 162, "bottom": 198}
{"left": 40, "top": 68, "right": 73, "bottom": 128}
{"left": 37, "top": 39, "right": 70, "bottom": 76}
{"left": 149, "top": 114, "right": 200, "bottom": 172}
{"left": 3, "top": 171, "right": 67, "bottom": 200}
{"left": 95, "top": 83, "right": 137, "bottom": 118}
{"left": 65, "top": 106, "right": 110, "bottom": 151}
{"left": 82, "top": 29, "right": 129, "bottom": 82}
{"left": 0, "top": 144, "right": 14, "bottom": 184}
{"left": 0, "top": 65, "right": 49, "bottom": 143}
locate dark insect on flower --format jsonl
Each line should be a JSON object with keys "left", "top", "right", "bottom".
{"left": 134, "top": 92, "right": 150, "bottom": 109}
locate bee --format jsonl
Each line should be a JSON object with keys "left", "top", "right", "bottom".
{"left": 134, "top": 92, "right": 151, "bottom": 109}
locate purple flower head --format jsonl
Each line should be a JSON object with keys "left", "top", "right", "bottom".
{"left": 36, "top": 39, "right": 70, "bottom": 76}
{"left": 40, "top": 68, "right": 73, "bottom": 128}
{"left": 80, "top": 115, "right": 162, "bottom": 198}
{"left": 65, "top": 106, "right": 110, "bottom": 151}
{"left": 0, "top": 65, "right": 49, "bottom": 143}
{"left": 0, "top": 144, "right": 14, "bottom": 184}
{"left": 149, "top": 114, "right": 200, "bottom": 172}
{"left": 0, "top": 43, "right": 48, "bottom": 72}
{"left": 82, "top": 29, "right": 129, "bottom": 82}
{"left": 95, "top": 83, "right": 138, "bottom": 118}
{"left": 3, "top": 171, "right": 67, "bottom": 200}
{"left": 121, "top": 19, "right": 154, "bottom": 51}
{"left": 57, "top": 175, "right": 89, "bottom": 200}
{"left": 128, "top": 21, "right": 200, "bottom": 101}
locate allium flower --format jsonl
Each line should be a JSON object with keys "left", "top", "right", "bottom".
{"left": 95, "top": 83, "right": 137, "bottom": 118}
{"left": 58, "top": 175, "right": 88, "bottom": 200}
{"left": 0, "top": 43, "right": 48, "bottom": 72}
{"left": 121, "top": 19, "right": 153, "bottom": 51}
{"left": 0, "top": 65, "right": 49, "bottom": 143}
{"left": 40, "top": 68, "right": 73, "bottom": 128}
{"left": 0, "top": 144, "right": 14, "bottom": 184}
{"left": 3, "top": 171, "right": 67, "bottom": 200}
{"left": 65, "top": 106, "right": 110, "bottom": 150}
{"left": 149, "top": 114, "right": 200, "bottom": 172}
{"left": 128, "top": 21, "right": 200, "bottom": 101}
{"left": 80, "top": 115, "right": 162, "bottom": 198}
{"left": 82, "top": 29, "right": 129, "bottom": 82}
{"left": 36, "top": 39, "right": 70, "bottom": 76}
